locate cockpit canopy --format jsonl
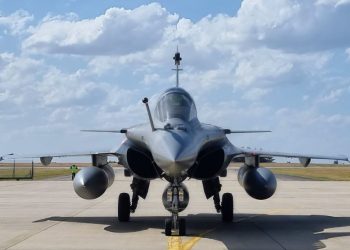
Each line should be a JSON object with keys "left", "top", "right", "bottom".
{"left": 155, "top": 88, "right": 197, "bottom": 123}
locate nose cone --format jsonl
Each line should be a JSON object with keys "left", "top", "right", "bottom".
{"left": 151, "top": 132, "right": 196, "bottom": 176}
{"left": 161, "top": 146, "right": 192, "bottom": 172}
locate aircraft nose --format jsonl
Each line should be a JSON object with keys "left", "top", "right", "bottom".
{"left": 162, "top": 146, "right": 190, "bottom": 166}
{"left": 159, "top": 148, "right": 194, "bottom": 176}
{"left": 151, "top": 133, "right": 196, "bottom": 176}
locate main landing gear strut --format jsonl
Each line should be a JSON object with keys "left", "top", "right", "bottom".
{"left": 118, "top": 177, "right": 150, "bottom": 222}
{"left": 203, "top": 177, "right": 234, "bottom": 223}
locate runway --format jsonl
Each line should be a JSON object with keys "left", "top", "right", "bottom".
{"left": 1, "top": 169, "right": 350, "bottom": 249}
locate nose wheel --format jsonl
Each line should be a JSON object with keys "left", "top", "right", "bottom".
{"left": 165, "top": 218, "right": 172, "bottom": 236}
{"left": 165, "top": 217, "right": 186, "bottom": 236}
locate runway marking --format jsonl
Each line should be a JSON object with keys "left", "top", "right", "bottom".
{"left": 167, "top": 227, "right": 217, "bottom": 250}
{"left": 166, "top": 214, "right": 265, "bottom": 250}
{"left": 167, "top": 236, "right": 201, "bottom": 250}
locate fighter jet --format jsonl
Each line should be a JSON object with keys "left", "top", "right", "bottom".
{"left": 11, "top": 51, "right": 348, "bottom": 236}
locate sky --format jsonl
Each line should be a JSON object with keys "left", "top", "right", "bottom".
{"left": 0, "top": 0, "right": 349, "bottom": 163}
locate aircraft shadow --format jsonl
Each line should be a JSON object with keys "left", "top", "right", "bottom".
{"left": 34, "top": 213, "right": 350, "bottom": 249}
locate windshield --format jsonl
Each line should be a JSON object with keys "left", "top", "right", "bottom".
{"left": 155, "top": 90, "right": 197, "bottom": 122}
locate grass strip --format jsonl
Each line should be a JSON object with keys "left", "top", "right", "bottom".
{"left": 0, "top": 168, "right": 71, "bottom": 180}
{"left": 270, "top": 167, "right": 350, "bottom": 181}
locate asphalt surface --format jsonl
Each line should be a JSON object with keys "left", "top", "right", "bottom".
{"left": 1, "top": 169, "right": 350, "bottom": 249}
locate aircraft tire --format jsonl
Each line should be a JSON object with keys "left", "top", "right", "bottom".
{"left": 165, "top": 218, "right": 172, "bottom": 236}
{"left": 221, "top": 193, "right": 233, "bottom": 222}
{"left": 118, "top": 193, "right": 130, "bottom": 222}
{"left": 179, "top": 218, "right": 186, "bottom": 236}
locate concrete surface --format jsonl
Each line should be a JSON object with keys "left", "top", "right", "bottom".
{"left": 1, "top": 169, "right": 350, "bottom": 250}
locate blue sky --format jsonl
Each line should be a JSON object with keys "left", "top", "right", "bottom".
{"left": 0, "top": 0, "right": 349, "bottom": 162}
{"left": 0, "top": 0, "right": 242, "bottom": 21}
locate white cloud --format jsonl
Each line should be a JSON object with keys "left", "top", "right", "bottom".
{"left": 346, "top": 48, "right": 350, "bottom": 59}
{"left": 0, "top": 10, "right": 33, "bottom": 35}
{"left": 142, "top": 73, "right": 162, "bottom": 85}
{"left": 0, "top": 52, "right": 139, "bottom": 125}
{"left": 319, "top": 88, "right": 345, "bottom": 103}
{"left": 18, "top": 1, "right": 344, "bottom": 92}
{"left": 232, "top": 0, "right": 350, "bottom": 52}
{"left": 0, "top": 51, "right": 146, "bottom": 155}
{"left": 233, "top": 49, "right": 294, "bottom": 87}
{"left": 23, "top": 3, "right": 178, "bottom": 55}
{"left": 275, "top": 106, "right": 350, "bottom": 127}
{"left": 325, "top": 114, "right": 350, "bottom": 124}
{"left": 303, "top": 95, "right": 309, "bottom": 101}
{"left": 170, "top": 0, "right": 350, "bottom": 55}
{"left": 48, "top": 107, "right": 75, "bottom": 122}
{"left": 242, "top": 88, "right": 270, "bottom": 101}
{"left": 19, "top": 1, "right": 350, "bottom": 57}
{"left": 0, "top": 53, "right": 44, "bottom": 89}
{"left": 199, "top": 100, "right": 272, "bottom": 125}
{"left": 231, "top": 48, "right": 331, "bottom": 90}
{"left": 264, "top": 106, "right": 350, "bottom": 156}
{"left": 316, "top": 0, "right": 350, "bottom": 7}
{"left": 180, "top": 65, "right": 234, "bottom": 92}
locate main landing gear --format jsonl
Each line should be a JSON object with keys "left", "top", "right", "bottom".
{"left": 118, "top": 192, "right": 130, "bottom": 222}
{"left": 221, "top": 193, "right": 233, "bottom": 222}
{"left": 213, "top": 192, "right": 234, "bottom": 222}
{"left": 203, "top": 177, "right": 234, "bottom": 223}
{"left": 118, "top": 177, "right": 150, "bottom": 222}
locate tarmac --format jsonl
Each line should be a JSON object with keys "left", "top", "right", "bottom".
{"left": 1, "top": 169, "right": 350, "bottom": 250}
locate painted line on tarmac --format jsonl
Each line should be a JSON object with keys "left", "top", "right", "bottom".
{"left": 167, "top": 226, "right": 219, "bottom": 250}
{"left": 166, "top": 213, "right": 265, "bottom": 250}
{"left": 167, "top": 236, "right": 202, "bottom": 250}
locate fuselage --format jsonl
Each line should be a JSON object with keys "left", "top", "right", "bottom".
{"left": 119, "top": 87, "right": 233, "bottom": 179}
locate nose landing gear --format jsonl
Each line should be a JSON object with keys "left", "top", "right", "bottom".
{"left": 162, "top": 180, "right": 189, "bottom": 236}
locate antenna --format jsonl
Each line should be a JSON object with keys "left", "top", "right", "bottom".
{"left": 142, "top": 97, "right": 156, "bottom": 131}
{"left": 172, "top": 47, "right": 182, "bottom": 88}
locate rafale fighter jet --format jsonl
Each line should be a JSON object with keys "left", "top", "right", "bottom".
{"left": 10, "top": 51, "right": 348, "bottom": 236}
